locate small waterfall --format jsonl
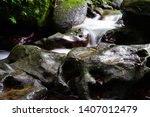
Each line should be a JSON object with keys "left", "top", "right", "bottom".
{"left": 74, "top": 13, "right": 122, "bottom": 47}
{"left": 103, "top": 14, "right": 122, "bottom": 22}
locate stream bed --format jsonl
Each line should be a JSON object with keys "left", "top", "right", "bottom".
{"left": 0, "top": 4, "right": 150, "bottom": 100}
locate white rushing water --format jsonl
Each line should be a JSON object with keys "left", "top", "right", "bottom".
{"left": 51, "top": 13, "right": 122, "bottom": 54}
{"left": 73, "top": 13, "right": 122, "bottom": 46}
{"left": 0, "top": 50, "right": 10, "bottom": 60}
{"left": 0, "top": 13, "right": 122, "bottom": 59}
{"left": 51, "top": 48, "right": 71, "bottom": 54}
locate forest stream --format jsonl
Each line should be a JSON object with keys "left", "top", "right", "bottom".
{"left": 0, "top": 0, "right": 150, "bottom": 100}
{"left": 0, "top": 12, "right": 122, "bottom": 58}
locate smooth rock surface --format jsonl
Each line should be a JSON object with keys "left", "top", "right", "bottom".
{"left": 59, "top": 43, "right": 150, "bottom": 99}
{"left": 53, "top": 0, "right": 87, "bottom": 29}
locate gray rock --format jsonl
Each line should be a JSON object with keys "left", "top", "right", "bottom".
{"left": 100, "top": 27, "right": 150, "bottom": 45}
{"left": 35, "top": 30, "right": 89, "bottom": 50}
{"left": 0, "top": 72, "right": 47, "bottom": 100}
{"left": 59, "top": 43, "right": 150, "bottom": 99}
{"left": 110, "top": 0, "right": 123, "bottom": 9}
{"left": 8, "top": 45, "right": 65, "bottom": 86}
{"left": 0, "top": 44, "right": 68, "bottom": 99}
{"left": 53, "top": 0, "right": 87, "bottom": 29}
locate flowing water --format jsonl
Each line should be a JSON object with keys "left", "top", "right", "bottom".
{"left": 0, "top": 50, "right": 10, "bottom": 60}
{"left": 0, "top": 12, "right": 122, "bottom": 60}
{"left": 74, "top": 13, "right": 122, "bottom": 46}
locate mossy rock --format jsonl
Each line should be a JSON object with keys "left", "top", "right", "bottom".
{"left": 0, "top": 0, "right": 51, "bottom": 27}
{"left": 121, "top": 0, "right": 150, "bottom": 29}
{"left": 53, "top": 0, "right": 87, "bottom": 29}
{"left": 121, "top": 0, "right": 150, "bottom": 16}
{"left": 7, "top": 45, "right": 66, "bottom": 85}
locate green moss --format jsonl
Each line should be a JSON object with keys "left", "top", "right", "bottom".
{"left": 60, "top": 0, "right": 85, "bottom": 9}
{"left": 102, "top": 9, "right": 121, "bottom": 16}
{"left": 53, "top": 0, "right": 86, "bottom": 26}
{"left": 55, "top": 0, "right": 86, "bottom": 15}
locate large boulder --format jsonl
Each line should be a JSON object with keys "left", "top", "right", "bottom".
{"left": 53, "top": 0, "right": 87, "bottom": 30}
{"left": 121, "top": 0, "right": 150, "bottom": 16}
{"left": 59, "top": 43, "right": 150, "bottom": 99}
{"left": 100, "top": 27, "right": 150, "bottom": 45}
{"left": 7, "top": 45, "right": 65, "bottom": 86}
{"left": 121, "top": 0, "right": 150, "bottom": 29}
{"left": 0, "top": 44, "right": 68, "bottom": 99}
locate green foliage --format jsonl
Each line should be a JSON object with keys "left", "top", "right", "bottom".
{"left": 9, "top": 17, "right": 17, "bottom": 24}
{"left": 0, "top": 0, "right": 51, "bottom": 27}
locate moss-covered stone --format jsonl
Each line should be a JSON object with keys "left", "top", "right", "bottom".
{"left": 0, "top": 0, "right": 51, "bottom": 27}
{"left": 121, "top": 0, "right": 150, "bottom": 16}
{"left": 121, "top": 0, "right": 150, "bottom": 29}
{"left": 53, "top": 0, "right": 87, "bottom": 29}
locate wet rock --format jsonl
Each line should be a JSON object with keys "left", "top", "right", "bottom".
{"left": 53, "top": 0, "right": 87, "bottom": 30}
{"left": 87, "top": 1, "right": 103, "bottom": 19}
{"left": 1, "top": 43, "right": 150, "bottom": 100}
{"left": 0, "top": 44, "right": 71, "bottom": 99}
{"left": 100, "top": 27, "right": 150, "bottom": 45}
{"left": 7, "top": 45, "right": 65, "bottom": 87}
{"left": 59, "top": 43, "right": 150, "bottom": 99}
{"left": 35, "top": 30, "right": 89, "bottom": 50}
{"left": 127, "top": 72, "right": 150, "bottom": 100}
{"left": 121, "top": 0, "right": 150, "bottom": 30}
{"left": 0, "top": 72, "right": 47, "bottom": 100}
{"left": 109, "top": 0, "right": 123, "bottom": 9}
{"left": 102, "top": 80, "right": 134, "bottom": 99}
{"left": 91, "top": 0, "right": 113, "bottom": 9}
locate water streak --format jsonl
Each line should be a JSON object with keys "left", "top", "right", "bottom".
{"left": 0, "top": 50, "right": 10, "bottom": 60}
{"left": 74, "top": 13, "right": 122, "bottom": 47}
